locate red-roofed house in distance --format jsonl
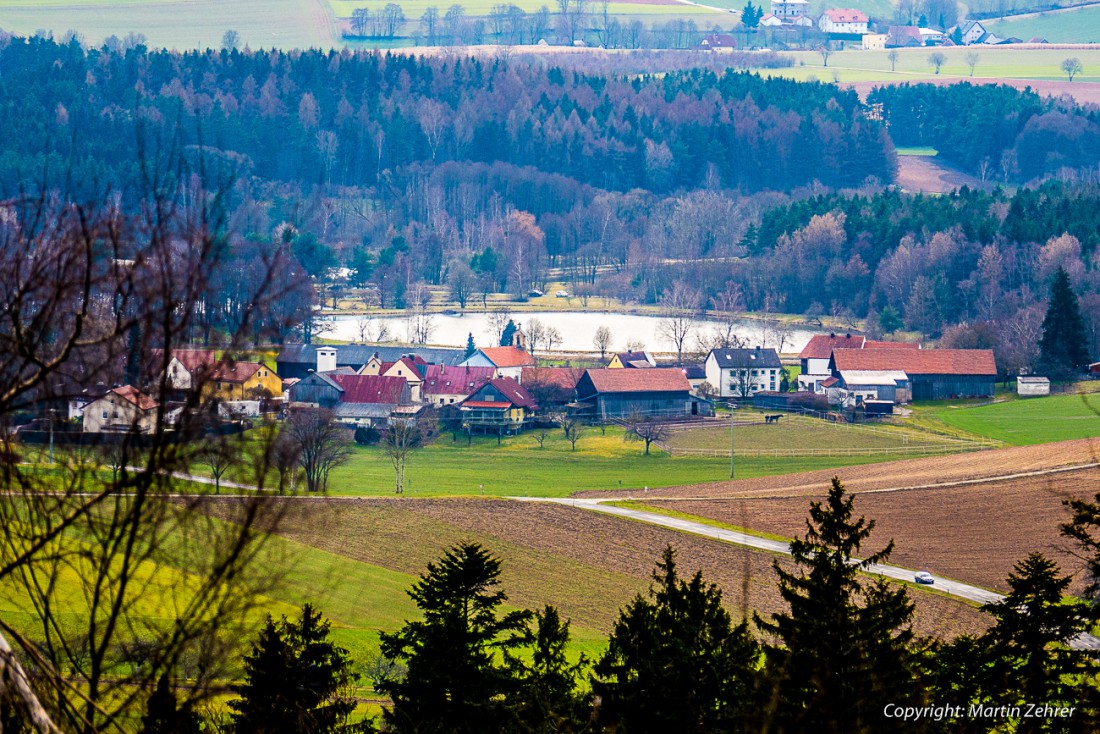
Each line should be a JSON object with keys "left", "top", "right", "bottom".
{"left": 146, "top": 348, "right": 216, "bottom": 392}
{"left": 798, "top": 334, "right": 921, "bottom": 393}
{"left": 359, "top": 355, "right": 426, "bottom": 401}
{"left": 460, "top": 346, "right": 537, "bottom": 380}
{"left": 201, "top": 360, "right": 283, "bottom": 402}
{"left": 83, "top": 386, "right": 160, "bottom": 433}
{"left": 520, "top": 366, "right": 584, "bottom": 410}
{"left": 460, "top": 378, "right": 538, "bottom": 435}
{"left": 819, "top": 9, "right": 868, "bottom": 35}
{"left": 829, "top": 348, "right": 996, "bottom": 402}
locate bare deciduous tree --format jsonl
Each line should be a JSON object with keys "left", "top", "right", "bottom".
{"left": 1062, "top": 57, "right": 1083, "bottom": 81}
{"left": 383, "top": 418, "right": 422, "bottom": 494}
{"left": 285, "top": 409, "right": 351, "bottom": 493}
{"left": 657, "top": 281, "right": 702, "bottom": 365}
{"left": 624, "top": 413, "right": 668, "bottom": 455}
{"left": 593, "top": 325, "right": 613, "bottom": 359}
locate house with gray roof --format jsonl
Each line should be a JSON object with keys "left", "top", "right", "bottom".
{"left": 704, "top": 347, "right": 783, "bottom": 398}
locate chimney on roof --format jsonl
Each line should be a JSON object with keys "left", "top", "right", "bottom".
{"left": 317, "top": 347, "right": 337, "bottom": 374}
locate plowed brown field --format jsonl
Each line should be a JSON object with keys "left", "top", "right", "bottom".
{"left": 270, "top": 497, "right": 991, "bottom": 640}
{"left": 577, "top": 438, "right": 1100, "bottom": 501}
{"left": 576, "top": 439, "right": 1100, "bottom": 594}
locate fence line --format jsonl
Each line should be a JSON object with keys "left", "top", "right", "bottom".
{"left": 662, "top": 443, "right": 983, "bottom": 458}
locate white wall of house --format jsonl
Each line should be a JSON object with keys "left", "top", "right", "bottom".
{"left": 83, "top": 393, "right": 156, "bottom": 433}
{"left": 819, "top": 17, "right": 868, "bottom": 34}
{"left": 704, "top": 354, "right": 780, "bottom": 398}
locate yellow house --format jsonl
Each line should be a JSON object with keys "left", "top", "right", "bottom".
{"left": 202, "top": 361, "right": 283, "bottom": 401}
{"left": 608, "top": 350, "right": 656, "bottom": 369}
{"left": 862, "top": 33, "right": 887, "bottom": 50}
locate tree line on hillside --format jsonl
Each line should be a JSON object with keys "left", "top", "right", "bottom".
{"left": 871, "top": 83, "right": 1100, "bottom": 184}
{"left": 0, "top": 38, "right": 888, "bottom": 201}
{"left": 99, "top": 477, "right": 1100, "bottom": 734}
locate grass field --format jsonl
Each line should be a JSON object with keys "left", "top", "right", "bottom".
{"left": 663, "top": 413, "right": 978, "bottom": 455}
{"left": 767, "top": 46, "right": 1100, "bottom": 83}
{"left": 329, "top": 0, "right": 720, "bottom": 17}
{"left": 986, "top": 5, "right": 1100, "bottom": 44}
{"left": 923, "top": 392, "right": 1100, "bottom": 446}
{"left": 320, "top": 423, "right": 950, "bottom": 496}
{"left": 0, "top": 0, "right": 338, "bottom": 49}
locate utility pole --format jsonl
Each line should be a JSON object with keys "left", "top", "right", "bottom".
{"left": 729, "top": 405, "right": 735, "bottom": 479}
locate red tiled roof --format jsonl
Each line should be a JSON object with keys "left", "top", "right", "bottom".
{"left": 520, "top": 366, "right": 583, "bottom": 390}
{"left": 481, "top": 377, "right": 538, "bottom": 409}
{"left": 479, "top": 346, "right": 537, "bottom": 368}
{"left": 865, "top": 340, "right": 920, "bottom": 349}
{"left": 821, "top": 376, "right": 840, "bottom": 387}
{"left": 831, "top": 349, "right": 996, "bottom": 376}
{"left": 330, "top": 374, "right": 408, "bottom": 404}
{"left": 209, "top": 361, "right": 265, "bottom": 383}
{"left": 823, "top": 8, "right": 868, "bottom": 22}
{"left": 422, "top": 365, "right": 495, "bottom": 397}
{"left": 584, "top": 368, "right": 691, "bottom": 393}
{"left": 147, "top": 348, "right": 217, "bottom": 374}
{"left": 799, "top": 334, "right": 865, "bottom": 360}
{"left": 111, "top": 385, "right": 159, "bottom": 411}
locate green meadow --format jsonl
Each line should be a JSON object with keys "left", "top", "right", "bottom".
{"left": 921, "top": 391, "right": 1100, "bottom": 446}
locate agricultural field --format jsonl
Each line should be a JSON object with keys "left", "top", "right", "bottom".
{"left": 0, "top": 0, "right": 338, "bottom": 49}
{"left": 329, "top": 0, "right": 721, "bottom": 17}
{"left": 636, "top": 462, "right": 1099, "bottom": 594}
{"left": 662, "top": 413, "right": 984, "bottom": 456}
{"left": 578, "top": 436, "right": 1100, "bottom": 499}
{"left": 320, "top": 422, "right": 963, "bottom": 496}
{"left": 924, "top": 391, "right": 1100, "bottom": 446}
{"left": 986, "top": 4, "right": 1100, "bottom": 44}
{"left": 765, "top": 46, "right": 1100, "bottom": 85}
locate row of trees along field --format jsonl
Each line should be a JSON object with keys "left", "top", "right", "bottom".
{"left": 110, "top": 479, "right": 1100, "bottom": 734}
{"left": 345, "top": 1, "right": 750, "bottom": 51}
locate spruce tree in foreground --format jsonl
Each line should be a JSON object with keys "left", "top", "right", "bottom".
{"left": 593, "top": 545, "right": 761, "bottom": 733}
{"left": 140, "top": 674, "right": 203, "bottom": 734}
{"left": 756, "top": 476, "right": 922, "bottom": 733}
{"left": 1038, "top": 266, "right": 1090, "bottom": 378}
{"left": 504, "top": 605, "right": 590, "bottom": 733}
{"left": 980, "top": 553, "right": 1099, "bottom": 724}
{"left": 377, "top": 542, "right": 533, "bottom": 733}
{"left": 229, "top": 604, "right": 367, "bottom": 734}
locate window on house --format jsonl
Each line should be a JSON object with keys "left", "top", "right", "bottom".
{"left": 102, "top": 411, "right": 108, "bottom": 419}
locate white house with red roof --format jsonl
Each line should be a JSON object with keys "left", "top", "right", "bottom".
{"left": 819, "top": 9, "right": 868, "bottom": 35}
{"left": 459, "top": 346, "right": 537, "bottom": 380}
{"left": 147, "top": 348, "right": 216, "bottom": 391}
{"left": 83, "top": 385, "right": 160, "bottom": 433}
{"left": 798, "top": 334, "right": 920, "bottom": 393}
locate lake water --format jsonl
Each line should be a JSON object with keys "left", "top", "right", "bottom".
{"left": 319, "top": 311, "right": 824, "bottom": 355}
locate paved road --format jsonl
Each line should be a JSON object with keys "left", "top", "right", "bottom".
{"left": 511, "top": 497, "right": 1100, "bottom": 651}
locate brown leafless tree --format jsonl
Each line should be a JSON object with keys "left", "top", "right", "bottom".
{"left": 593, "top": 325, "right": 613, "bottom": 359}
{"left": 382, "top": 417, "right": 422, "bottom": 494}
{"left": 624, "top": 413, "right": 669, "bottom": 455}
{"left": 0, "top": 165, "right": 309, "bottom": 733}
{"left": 657, "top": 281, "right": 702, "bottom": 365}
{"left": 284, "top": 409, "right": 351, "bottom": 493}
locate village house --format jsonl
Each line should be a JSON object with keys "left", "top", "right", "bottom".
{"left": 82, "top": 385, "right": 160, "bottom": 434}
{"left": 607, "top": 350, "right": 657, "bottom": 369}
{"left": 460, "top": 346, "right": 537, "bottom": 380}
{"left": 460, "top": 378, "right": 538, "bottom": 434}
{"left": 829, "top": 348, "right": 996, "bottom": 401}
{"left": 886, "top": 25, "right": 923, "bottom": 47}
{"left": 862, "top": 33, "right": 887, "bottom": 49}
{"left": 573, "top": 368, "right": 709, "bottom": 421}
{"left": 832, "top": 370, "right": 911, "bottom": 406}
{"left": 201, "top": 360, "right": 283, "bottom": 402}
{"left": 276, "top": 344, "right": 464, "bottom": 380}
{"left": 798, "top": 334, "right": 919, "bottom": 392}
{"left": 520, "top": 366, "right": 584, "bottom": 410}
{"left": 959, "top": 20, "right": 987, "bottom": 45}
{"left": 287, "top": 372, "right": 412, "bottom": 426}
{"left": 422, "top": 364, "right": 496, "bottom": 407}
{"left": 818, "top": 9, "right": 869, "bottom": 36}
{"left": 771, "top": 0, "right": 809, "bottom": 20}
{"left": 759, "top": 12, "right": 784, "bottom": 26}
{"left": 359, "top": 355, "right": 425, "bottom": 401}
{"left": 146, "top": 348, "right": 216, "bottom": 392}
{"left": 704, "top": 347, "right": 783, "bottom": 398}
{"left": 699, "top": 33, "right": 737, "bottom": 50}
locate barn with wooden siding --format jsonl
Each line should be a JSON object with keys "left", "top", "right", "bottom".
{"left": 573, "top": 369, "right": 712, "bottom": 421}
{"left": 829, "top": 348, "right": 996, "bottom": 401}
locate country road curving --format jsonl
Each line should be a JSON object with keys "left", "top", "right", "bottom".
{"left": 510, "top": 496, "right": 1100, "bottom": 651}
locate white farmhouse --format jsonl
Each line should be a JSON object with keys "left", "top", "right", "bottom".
{"left": 819, "top": 9, "right": 869, "bottom": 35}
{"left": 705, "top": 347, "right": 782, "bottom": 398}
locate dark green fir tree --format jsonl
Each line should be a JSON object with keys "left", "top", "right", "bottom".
{"left": 1038, "top": 266, "right": 1090, "bottom": 378}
